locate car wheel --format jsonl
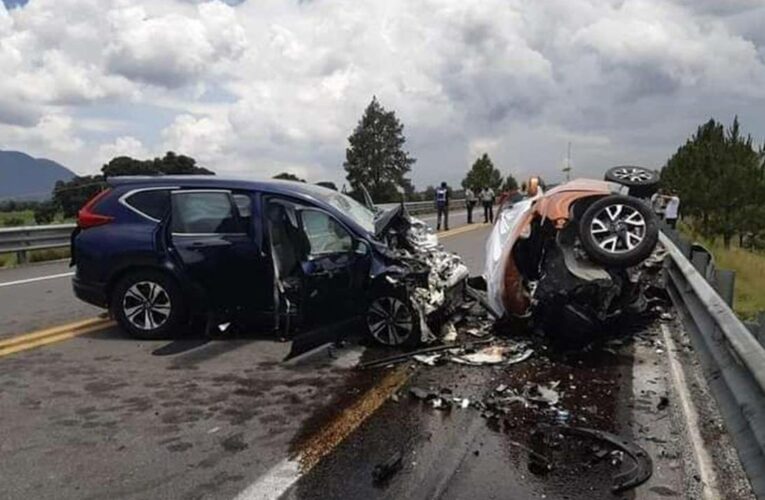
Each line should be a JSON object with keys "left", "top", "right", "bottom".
{"left": 604, "top": 166, "right": 659, "bottom": 197}
{"left": 111, "top": 270, "right": 185, "bottom": 340}
{"left": 578, "top": 195, "right": 658, "bottom": 268}
{"left": 365, "top": 293, "right": 420, "bottom": 347}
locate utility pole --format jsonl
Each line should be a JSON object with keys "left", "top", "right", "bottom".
{"left": 562, "top": 141, "right": 572, "bottom": 182}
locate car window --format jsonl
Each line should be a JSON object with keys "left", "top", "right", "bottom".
{"left": 125, "top": 189, "right": 169, "bottom": 220}
{"left": 171, "top": 191, "right": 245, "bottom": 234}
{"left": 301, "top": 209, "right": 352, "bottom": 255}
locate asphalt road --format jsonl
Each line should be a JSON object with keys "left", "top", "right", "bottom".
{"left": 0, "top": 210, "right": 751, "bottom": 500}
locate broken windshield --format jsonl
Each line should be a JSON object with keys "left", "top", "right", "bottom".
{"left": 323, "top": 191, "right": 375, "bottom": 234}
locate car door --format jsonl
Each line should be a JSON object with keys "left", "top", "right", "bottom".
{"left": 168, "top": 189, "right": 272, "bottom": 321}
{"left": 297, "top": 207, "right": 371, "bottom": 325}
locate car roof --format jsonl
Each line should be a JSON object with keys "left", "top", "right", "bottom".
{"left": 107, "top": 175, "right": 337, "bottom": 199}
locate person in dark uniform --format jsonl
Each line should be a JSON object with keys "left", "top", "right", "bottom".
{"left": 435, "top": 181, "right": 449, "bottom": 231}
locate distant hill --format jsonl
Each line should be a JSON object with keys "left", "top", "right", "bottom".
{"left": 0, "top": 150, "right": 76, "bottom": 200}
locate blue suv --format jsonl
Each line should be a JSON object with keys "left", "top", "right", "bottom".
{"left": 72, "top": 177, "right": 468, "bottom": 345}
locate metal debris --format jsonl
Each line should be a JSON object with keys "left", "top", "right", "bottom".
{"left": 357, "top": 339, "right": 494, "bottom": 370}
{"left": 450, "top": 346, "right": 534, "bottom": 366}
{"left": 412, "top": 354, "right": 441, "bottom": 366}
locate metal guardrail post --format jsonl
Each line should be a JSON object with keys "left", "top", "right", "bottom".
{"left": 16, "top": 250, "right": 27, "bottom": 265}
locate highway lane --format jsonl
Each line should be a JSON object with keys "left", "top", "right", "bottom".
{"left": 0, "top": 216, "right": 489, "bottom": 500}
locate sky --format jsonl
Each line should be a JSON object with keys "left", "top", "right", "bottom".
{"left": 2, "top": 0, "right": 765, "bottom": 190}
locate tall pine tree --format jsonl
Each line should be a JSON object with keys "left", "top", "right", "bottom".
{"left": 343, "top": 97, "right": 415, "bottom": 203}
{"left": 461, "top": 153, "right": 503, "bottom": 191}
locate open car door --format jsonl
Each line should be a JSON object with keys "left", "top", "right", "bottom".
{"left": 167, "top": 189, "right": 272, "bottom": 325}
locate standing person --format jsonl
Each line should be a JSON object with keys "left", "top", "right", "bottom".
{"left": 465, "top": 186, "right": 476, "bottom": 224}
{"left": 480, "top": 186, "right": 495, "bottom": 223}
{"left": 664, "top": 191, "right": 680, "bottom": 229}
{"left": 650, "top": 189, "right": 666, "bottom": 219}
{"left": 435, "top": 181, "right": 449, "bottom": 231}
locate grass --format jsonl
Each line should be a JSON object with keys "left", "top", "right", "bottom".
{"left": 680, "top": 223, "right": 765, "bottom": 320}
{"left": 0, "top": 210, "right": 35, "bottom": 227}
{"left": 0, "top": 248, "right": 70, "bottom": 269}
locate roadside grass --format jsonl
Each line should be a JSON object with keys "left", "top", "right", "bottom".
{"left": 679, "top": 223, "right": 765, "bottom": 320}
{"left": 0, "top": 248, "right": 70, "bottom": 269}
{"left": 0, "top": 210, "right": 35, "bottom": 227}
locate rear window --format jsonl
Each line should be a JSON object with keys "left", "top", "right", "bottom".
{"left": 124, "top": 190, "right": 170, "bottom": 221}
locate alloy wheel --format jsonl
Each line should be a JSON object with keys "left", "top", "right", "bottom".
{"left": 589, "top": 203, "right": 646, "bottom": 254}
{"left": 122, "top": 281, "right": 172, "bottom": 331}
{"left": 367, "top": 296, "right": 414, "bottom": 346}
{"left": 610, "top": 167, "right": 654, "bottom": 183}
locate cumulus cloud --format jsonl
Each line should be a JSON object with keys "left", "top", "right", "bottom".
{"left": 1, "top": 0, "right": 765, "bottom": 185}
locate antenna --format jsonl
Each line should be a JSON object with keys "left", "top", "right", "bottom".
{"left": 562, "top": 141, "right": 572, "bottom": 182}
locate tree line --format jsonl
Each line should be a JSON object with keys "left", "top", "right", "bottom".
{"left": 661, "top": 117, "right": 765, "bottom": 249}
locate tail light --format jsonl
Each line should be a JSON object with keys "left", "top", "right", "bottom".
{"left": 77, "top": 189, "right": 114, "bottom": 229}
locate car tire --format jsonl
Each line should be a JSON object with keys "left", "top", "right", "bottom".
{"left": 604, "top": 166, "right": 659, "bottom": 197}
{"left": 111, "top": 270, "right": 185, "bottom": 340}
{"left": 578, "top": 195, "right": 658, "bottom": 268}
{"left": 364, "top": 291, "right": 421, "bottom": 347}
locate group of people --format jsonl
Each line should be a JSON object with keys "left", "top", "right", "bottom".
{"left": 434, "top": 182, "right": 496, "bottom": 231}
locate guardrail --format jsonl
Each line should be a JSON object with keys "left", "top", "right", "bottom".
{"left": 0, "top": 224, "right": 76, "bottom": 264}
{"left": 0, "top": 199, "right": 469, "bottom": 264}
{"left": 661, "top": 229, "right": 765, "bottom": 497}
{"left": 377, "top": 199, "right": 466, "bottom": 215}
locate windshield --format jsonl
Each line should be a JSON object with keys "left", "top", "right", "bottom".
{"left": 324, "top": 192, "right": 376, "bottom": 233}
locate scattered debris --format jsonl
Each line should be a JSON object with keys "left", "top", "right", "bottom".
{"left": 450, "top": 345, "right": 534, "bottom": 366}
{"left": 531, "top": 425, "right": 653, "bottom": 493}
{"left": 412, "top": 354, "right": 441, "bottom": 366}
{"left": 440, "top": 322, "right": 458, "bottom": 343}
{"left": 358, "top": 339, "right": 494, "bottom": 370}
{"left": 524, "top": 382, "right": 561, "bottom": 406}
{"left": 372, "top": 451, "right": 403, "bottom": 485}
{"left": 409, "top": 387, "right": 430, "bottom": 400}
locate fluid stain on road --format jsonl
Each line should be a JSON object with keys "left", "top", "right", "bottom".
{"left": 288, "top": 322, "right": 658, "bottom": 500}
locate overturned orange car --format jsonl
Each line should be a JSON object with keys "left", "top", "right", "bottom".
{"left": 485, "top": 166, "right": 661, "bottom": 340}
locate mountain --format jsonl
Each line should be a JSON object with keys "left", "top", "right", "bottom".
{"left": 0, "top": 150, "right": 76, "bottom": 200}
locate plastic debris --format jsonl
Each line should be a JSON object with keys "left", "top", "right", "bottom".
{"left": 524, "top": 381, "right": 561, "bottom": 406}
{"left": 412, "top": 354, "right": 441, "bottom": 366}
{"left": 440, "top": 322, "right": 458, "bottom": 343}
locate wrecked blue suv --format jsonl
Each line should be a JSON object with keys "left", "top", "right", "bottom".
{"left": 72, "top": 177, "right": 468, "bottom": 346}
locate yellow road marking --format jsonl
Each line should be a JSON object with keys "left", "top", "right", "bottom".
{"left": 0, "top": 317, "right": 114, "bottom": 357}
{"left": 296, "top": 365, "right": 411, "bottom": 471}
{"left": 438, "top": 222, "right": 489, "bottom": 239}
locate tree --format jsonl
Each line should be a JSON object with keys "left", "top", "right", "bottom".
{"left": 33, "top": 201, "right": 58, "bottom": 224}
{"left": 52, "top": 175, "right": 107, "bottom": 218}
{"left": 344, "top": 97, "right": 416, "bottom": 203}
{"left": 101, "top": 151, "right": 213, "bottom": 177}
{"left": 662, "top": 117, "right": 765, "bottom": 248}
{"left": 502, "top": 173, "right": 519, "bottom": 192}
{"left": 273, "top": 172, "right": 306, "bottom": 182}
{"left": 462, "top": 153, "right": 503, "bottom": 191}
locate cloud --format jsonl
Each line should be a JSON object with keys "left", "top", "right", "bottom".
{"left": 1, "top": 0, "right": 765, "bottom": 187}
{"left": 105, "top": 3, "right": 246, "bottom": 88}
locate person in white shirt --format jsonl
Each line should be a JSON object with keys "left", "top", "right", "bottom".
{"left": 664, "top": 192, "right": 680, "bottom": 229}
{"left": 479, "top": 187, "right": 495, "bottom": 223}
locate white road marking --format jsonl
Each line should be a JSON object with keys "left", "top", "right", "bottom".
{"left": 233, "top": 458, "right": 301, "bottom": 500}
{"left": 661, "top": 323, "right": 720, "bottom": 499}
{"left": 0, "top": 272, "right": 75, "bottom": 288}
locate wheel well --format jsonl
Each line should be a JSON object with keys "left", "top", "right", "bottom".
{"left": 106, "top": 265, "right": 178, "bottom": 305}
{"left": 570, "top": 195, "right": 607, "bottom": 221}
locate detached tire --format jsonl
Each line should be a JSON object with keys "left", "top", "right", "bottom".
{"left": 364, "top": 290, "right": 421, "bottom": 347}
{"left": 604, "top": 166, "right": 659, "bottom": 197}
{"left": 111, "top": 270, "right": 185, "bottom": 340}
{"left": 578, "top": 195, "right": 658, "bottom": 268}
